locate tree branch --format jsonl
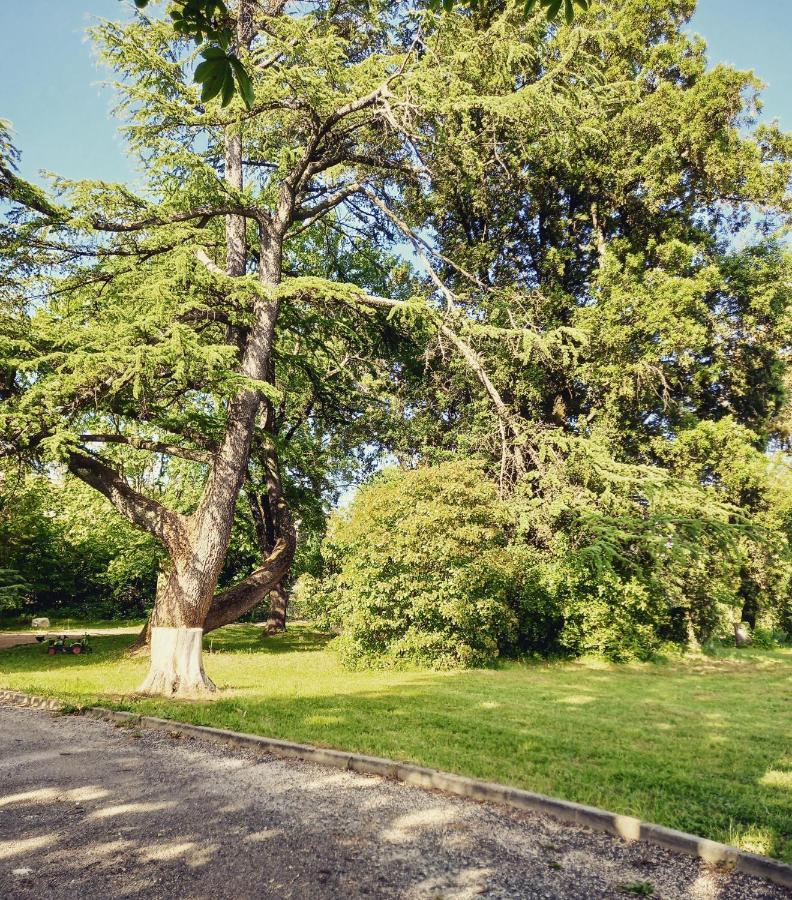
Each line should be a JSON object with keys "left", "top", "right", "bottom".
{"left": 67, "top": 450, "right": 188, "bottom": 550}
{"left": 293, "top": 182, "right": 362, "bottom": 221}
{"left": 92, "top": 204, "right": 270, "bottom": 233}
{"left": 79, "top": 434, "right": 213, "bottom": 464}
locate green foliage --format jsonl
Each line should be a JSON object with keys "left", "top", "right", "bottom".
{"left": 308, "top": 451, "right": 769, "bottom": 666}
{"left": 306, "top": 460, "right": 525, "bottom": 668}
{"left": 621, "top": 883, "right": 655, "bottom": 898}
{"left": 132, "top": 0, "right": 253, "bottom": 107}
{"left": 0, "top": 566, "right": 31, "bottom": 611}
{"left": 3, "top": 0, "right": 791, "bottom": 661}
{"left": 0, "top": 468, "right": 161, "bottom": 617}
{"left": 134, "top": 0, "right": 590, "bottom": 110}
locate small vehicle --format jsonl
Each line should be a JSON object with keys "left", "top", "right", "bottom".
{"left": 41, "top": 634, "right": 93, "bottom": 655}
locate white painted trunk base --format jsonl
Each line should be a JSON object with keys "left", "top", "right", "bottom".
{"left": 138, "top": 627, "right": 216, "bottom": 697}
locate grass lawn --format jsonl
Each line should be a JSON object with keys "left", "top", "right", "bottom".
{"left": 0, "top": 624, "right": 790, "bottom": 863}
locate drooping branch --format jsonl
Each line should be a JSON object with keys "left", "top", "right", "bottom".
{"left": 334, "top": 290, "right": 538, "bottom": 473}
{"left": 203, "top": 447, "right": 296, "bottom": 634}
{"left": 202, "top": 524, "right": 295, "bottom": 633}
{"left": 360, "top": 189, "right": 487, "bottom": 290}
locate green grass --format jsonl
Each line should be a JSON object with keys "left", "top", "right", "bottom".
{"left": 1, "top": 624, "right": 790, "bottom": 862}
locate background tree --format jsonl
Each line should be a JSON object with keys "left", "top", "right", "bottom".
{"left": 305, "top": 0, "right": 792, "bottom": 662}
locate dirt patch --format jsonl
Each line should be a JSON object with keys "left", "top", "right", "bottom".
{"left": 0, "top": 628, "right": 139, "bottom": 651}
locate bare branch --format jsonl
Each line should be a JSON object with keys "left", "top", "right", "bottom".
{"left": 293, "top": 182, "right": 362, "bottom": 222}
{"left": 79, "top": 434, "right": 213, "bottom": 464}
{"left": 361, "top": 189, "right": 486, "bottom": 289}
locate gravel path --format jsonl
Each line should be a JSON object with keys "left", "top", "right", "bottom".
{"left": 0, "top": 703, "right": 787, "bottom": 900}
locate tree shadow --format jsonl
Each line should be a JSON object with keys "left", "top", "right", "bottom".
{"left": 2, "top": 629, "right": 790, "bottom": 864}
{"left": 205, "top": 625, "right": 333, "bottom": 656}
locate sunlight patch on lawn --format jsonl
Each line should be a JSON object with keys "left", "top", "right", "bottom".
{"left": 760, "top": 769, "right": 792, "bottom": 790}
{"left": 730, "top": 824, "right": 774, "bottom": 857}
{"left": 557, "top": 694, "right": 597, "bottom": 706}
{"left": 1, "top": 627, "right": 790, "bottom": 863}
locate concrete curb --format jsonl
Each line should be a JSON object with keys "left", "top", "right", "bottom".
{"left": 2, "top": 688, "right": 790, "bottom": 890}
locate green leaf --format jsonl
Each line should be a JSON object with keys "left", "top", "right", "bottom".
{"left": 194, "top": 57, "right": 222, "bottom": 84}
{"left": 230, "top": 57, "right": 255, "bottom": 110}
{"left": 564, "top": 0, "right": 574, "bottom": 24}
{"left": 220, "top": 68, "right": 236, "bottom": 107}
{"left": 201, "top": 45, "right": 228, "bottom": 60}
{"left": 200, "top": 60, "right": 229, "bottom": 102}
{"left": 546, "top": 0, "right": 563, "bottom": 19}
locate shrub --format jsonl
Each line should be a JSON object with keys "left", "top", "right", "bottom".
{"left": 311, "top": 460, "right": 524, "bottom": 669}
{"left": 307, "top": 446, "right": 792, "bottom": 668}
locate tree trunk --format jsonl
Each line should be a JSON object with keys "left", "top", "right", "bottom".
{"left": 127, "top": 616, "right": 151, "bottom": 657}
{"left": 265, "top": 583, "right": 288, "bottom": 634}
{"left": 138, "top": 626, "right": 214, "bottom": 696}
{"left": 134, "top": 0, "right": 279, "bottom": 694}
{"left": 136, "top": 561, "right": 218, "bottom": 694}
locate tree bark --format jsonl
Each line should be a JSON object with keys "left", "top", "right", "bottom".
{"left": 138, "top": 626, "right": 215, "bottom": 696}
{"left": 265, "top": 583, "right": 288, "bottom": 634}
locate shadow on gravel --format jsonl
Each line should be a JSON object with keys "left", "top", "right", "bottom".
{"left": 0, "top": 706, "right": 788, "bottom": 900}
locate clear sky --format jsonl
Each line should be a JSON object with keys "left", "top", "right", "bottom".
{"left": 0, "top": 1, "right": 790, "bottom": 187}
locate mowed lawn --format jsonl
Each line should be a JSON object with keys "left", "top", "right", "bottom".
{"left": 0, "top": 625, "right": 790, "bottom": 862}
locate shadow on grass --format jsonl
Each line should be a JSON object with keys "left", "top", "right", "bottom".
{"left": 0, "top": 627, "right": 333, "bottom": 674}
{"left": 205, "top": 625, "right": 333, "bottom": 656}
{"left": 127, "top": 677, "right": 792, "bottom": 863}
{"left": 0, "top": 634, "right": 133, "bottom": 669}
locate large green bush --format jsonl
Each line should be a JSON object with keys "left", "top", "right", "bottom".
{"left": 306, "top": 449, "right": 792, "bottom": 668}
{"left": 303, "top": 460, "right": 527, "bottom": 668}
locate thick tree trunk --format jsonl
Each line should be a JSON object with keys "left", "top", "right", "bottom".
{"left": 136, "top": 561, "right": 219, "bottom": 694}
{"left": 138, "top": 626, "right": 215, "bottom": 696}
{"left": 265, "top": 583, "right": 288, "bottom": 634}
{"left": 136, "top": 5, "right": 271, "bottom": 690}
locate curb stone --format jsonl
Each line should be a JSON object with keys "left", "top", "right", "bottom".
{"left": 1, "top": 688, "right": 790, "bottom": 890}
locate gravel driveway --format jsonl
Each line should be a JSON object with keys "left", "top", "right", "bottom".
{"left": 0, "top": 702, "right": 787, "bottom": 899}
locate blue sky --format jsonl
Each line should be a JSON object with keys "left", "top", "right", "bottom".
{"left": 1, "top": 1, "right": 790, "bottom": 186}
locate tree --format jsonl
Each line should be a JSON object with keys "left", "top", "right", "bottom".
{"left": 128, "top": 0, "right": 592, "bottom": 108}
{"left": 307, "top": 460, "right": 526, "bottom": 668}
{"left": 0, "top": 464, "right": 162, "bottom": 618}
{"left": 5, "top": 0, "right": 568, "bottom": 694}
{"left": 306, "top": 0, "right": 792, "bottom": 659}
{"left": 4, "top": 0, "right": 789, "bottom": 692}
